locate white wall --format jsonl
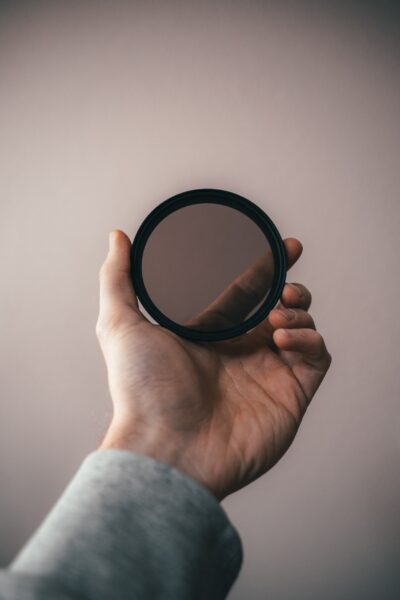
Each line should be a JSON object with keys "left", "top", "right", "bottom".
{"left": 1, "top": 1, "right": 399, "bottom": 598}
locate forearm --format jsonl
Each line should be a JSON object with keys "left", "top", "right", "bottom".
{"left": 8, "top": 449, "right": 243, "bottom": 600}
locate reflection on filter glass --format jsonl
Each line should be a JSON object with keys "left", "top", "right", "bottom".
{"left": 184, "top": 251, "right": 274, "bottom": 331}
{"left": 141, "top": 202, "right": 274, "bottom": 332}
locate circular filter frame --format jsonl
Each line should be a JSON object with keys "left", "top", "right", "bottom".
{"left": 130, "top": 188, "right": 287, "bottom": 341}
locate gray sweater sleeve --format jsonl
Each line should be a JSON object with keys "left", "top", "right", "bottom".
{"left": 2, "top": 449, "right": 243, "bottom": 599}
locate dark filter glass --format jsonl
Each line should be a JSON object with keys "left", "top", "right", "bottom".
{"left": 141, "top": 202, "right": 275, "bottom": 332}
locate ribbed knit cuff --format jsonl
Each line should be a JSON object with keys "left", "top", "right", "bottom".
{"left": 11, "top": 449, "right": 243, "bottom": 599}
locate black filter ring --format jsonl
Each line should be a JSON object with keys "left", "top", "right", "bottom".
{"left": 130, "top": 188, "right": 287, "bottom": 341}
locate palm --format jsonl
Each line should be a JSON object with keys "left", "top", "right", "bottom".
{"left": 105, "top": 313, "right": 318, "bottom": 499}
{"left": 202, "top": 332, "right": 309, "bottom": 497}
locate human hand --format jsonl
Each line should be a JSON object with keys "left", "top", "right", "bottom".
{"left": 97, "top": 230, "right": 332, "bottom": 501}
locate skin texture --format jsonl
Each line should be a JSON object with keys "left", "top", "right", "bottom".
{"left": 97, "top": 230, "right": 332, "bottom": 501}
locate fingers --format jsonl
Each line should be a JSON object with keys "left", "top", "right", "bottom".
{"left": 280, "top": 282, "right": 312, "bottom": 311}
{"left": 284, "top": 238, "right": 303, "bottom": 269}
{"left": 97, "top": 230, "right": 146, "bottom": 330}
{"left": 268, "top": 307, "right": 315, "bottom": 330}
{"left": 271, "top": 281, "right": 331, "bottom": 385}
{"left": 247, "top": 273, "right": 331, "bottom": 400}
{"left": 273, "top": 328, "right": 331, "bottom": 371}
{"left": 251, "top": 279, "right": 312, "bottom": 340}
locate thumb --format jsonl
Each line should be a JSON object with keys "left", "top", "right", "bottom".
{"left": 98, "top": 229, "right": 146, "bottom": 326}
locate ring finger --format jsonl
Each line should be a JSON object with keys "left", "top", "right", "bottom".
{"left": 268, "top": 307, "right": 316, "bottom": 330}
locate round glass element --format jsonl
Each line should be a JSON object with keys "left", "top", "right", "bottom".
{"left": 130, "top": 189, "right": 287, "bottom": 341}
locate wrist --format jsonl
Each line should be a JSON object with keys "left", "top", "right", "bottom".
{"left": 100, "top": 419, "right": 183, "bottom": 468}
{"left": 99, "top": 418, "right": 221, "bottom": 501}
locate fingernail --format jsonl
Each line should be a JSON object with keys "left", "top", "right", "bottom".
{"left": 277, "top": 308, "right": 296, "bottom": 320}
{"left": 288, "top": 283, "right": 302, "bottom": 297}
{"left": 277, "top": 328, "right": 292, "bottom": 338}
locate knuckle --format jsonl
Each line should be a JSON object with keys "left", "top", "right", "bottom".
{"left": 305, "top": 312, "right": 316, "bottom": 328}
{"left": 95, "top": 315, "right": 110, "bottom": 336}
{"left": 314, "top": 332, "right": 327, "bottom": 357}
{"left": 313, "top": 330, "right": 324, "bottom": 345}
{"left": 99, "top": 261, "right": 113, "bottom": 280}
{"left": 326, "top": 350, "right": 333, "bottom": 367}
{"left": 305, "top": 329, "right": 322, "bottom": 349}
{"left": 301, "top": 286, "right": 312, "bottom": 306}
{"left": 95, "top": 318, "right": 104, "bottom": 339}
{"left": 305, "top": 328, "right": 316, "bottom": 340}
{"left": 95, "top": 312, "right": 122, "bottom": 338}
{"left": 287, "top": 282, "right": 312, "bottom": 307}
{"left": 297, "top": 283, "right": 311, "bottom": 302}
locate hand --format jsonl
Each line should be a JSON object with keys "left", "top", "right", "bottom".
{"left": 96, "top": 230, "right": 332, "bottom": 501}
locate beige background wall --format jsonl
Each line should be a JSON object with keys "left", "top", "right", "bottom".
{"left": 0, "top": 1, "right": 399, "bottom": 598}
